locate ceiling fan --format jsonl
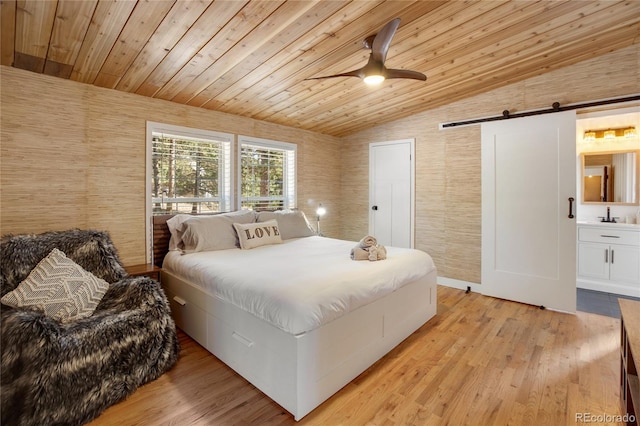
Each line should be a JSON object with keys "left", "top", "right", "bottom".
{"left": 307, "top": 18, "right": 426, "bottom": 85}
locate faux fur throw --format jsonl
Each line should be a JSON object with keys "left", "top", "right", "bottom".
{"left": 1, "top": 230, "right": 180, "bottom": 426}
{"left": 0, "top": 229, "right": 127, "bottom": 294}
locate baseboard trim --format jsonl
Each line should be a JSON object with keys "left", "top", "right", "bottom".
{"left": 437, "top": 277, "right": 482, "bottom": 293}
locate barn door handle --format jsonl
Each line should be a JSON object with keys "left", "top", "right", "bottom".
{"left": 568, "top": 197, "right": 574, "bottom": 219}
{"left": 372, "top": 205, "right": 378, "bottom": 211}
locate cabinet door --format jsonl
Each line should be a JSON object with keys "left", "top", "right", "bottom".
{"left": 610, "top": 245, "right": 640, "bottom": 285}
{"left": 578, "top": 243, "right": 609, "bottom": 280}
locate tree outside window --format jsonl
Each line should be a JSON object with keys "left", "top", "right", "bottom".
{"left": 239, "top": 137, "right": 296, "bottom": 211}
{"left": 151, "top": 127, "right": 231, "bottom": 214}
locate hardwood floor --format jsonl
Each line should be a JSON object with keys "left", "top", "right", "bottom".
{"left": 88, "top": 286, "right": 624, "bottom": 425}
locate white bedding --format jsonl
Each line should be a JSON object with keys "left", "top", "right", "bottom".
{"left": 163, "top": 236, "right": 436, "bottom": 335}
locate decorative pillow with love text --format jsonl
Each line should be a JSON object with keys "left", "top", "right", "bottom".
{"left": 233, "top": 220, "right": 283, "bottom": 250}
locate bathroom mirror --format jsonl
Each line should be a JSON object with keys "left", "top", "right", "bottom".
{"left": 581, "top": 150, "right": 639, "bottom": 204}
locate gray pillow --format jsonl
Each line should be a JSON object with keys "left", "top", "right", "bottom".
{"left": 180, "top": 210, "right": 256, "bottom": 253}
{"left": 256, "top": 210, "right": 315, "bottom": 239}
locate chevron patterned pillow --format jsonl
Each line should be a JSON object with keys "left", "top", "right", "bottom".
{"left": 1, "top": 248, "right": 109, "bottom": 322}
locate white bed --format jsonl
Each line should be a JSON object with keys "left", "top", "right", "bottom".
{"left": 154, "top": 213, "right": 437, "bottom": 420}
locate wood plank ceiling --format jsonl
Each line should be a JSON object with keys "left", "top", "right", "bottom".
{"left": 2, "top": 0, "right": 639, "bottom": 137}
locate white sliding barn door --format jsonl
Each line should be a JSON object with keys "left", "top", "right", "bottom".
{"left": 369, "top": 139, "right": 415, "bottom": 248}
{"left": 481, "top": 111, "right": 576, "bottom": 312}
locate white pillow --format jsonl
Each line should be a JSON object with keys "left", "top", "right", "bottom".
{"left": 180, "top": 210, "right": 256, "bottom": 253}
{"left": 0, "top": 248, "right": 109, "bottom": 322}
{"left": 233, "top": 220, "right": 283, "bottom": 249}
{"left": 256, "top": 210, "right": 315, "bottom": 239}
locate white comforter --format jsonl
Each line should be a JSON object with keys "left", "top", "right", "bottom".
{"left": 163, "top": 236, "right": 435, "bottom": 335}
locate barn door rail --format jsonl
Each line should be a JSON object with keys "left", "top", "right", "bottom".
{"left": 440, "top": 94, "right": 640, "bottom": 129}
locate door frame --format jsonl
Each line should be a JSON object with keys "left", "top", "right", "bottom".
{"left": 368, "top": 138, "right": 416, "bottom": 248}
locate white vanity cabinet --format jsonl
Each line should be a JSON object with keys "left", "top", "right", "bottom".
{"left": 577, "top": 224, "right": 640, "bottom": 297}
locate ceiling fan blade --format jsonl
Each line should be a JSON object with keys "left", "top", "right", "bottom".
{"left": 385, "top": 68, "right": 427, "bottom": 81}
{"left": 372, "top": 18, "right": 400, "bottom": 64}
{"left": 305, "top": 69, "right": 364, "bottom": 80}
{"left": 306, "top": 18, "right": 426, "bottom": 85}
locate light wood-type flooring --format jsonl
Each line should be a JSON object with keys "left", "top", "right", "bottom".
{"left": 88, "top": 286, "right": 624, "bottom": 425}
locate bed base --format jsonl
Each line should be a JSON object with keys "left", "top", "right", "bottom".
{"left": 162, "top": 269, "right": 437, "bottom": 421}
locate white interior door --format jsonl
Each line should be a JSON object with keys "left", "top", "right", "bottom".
{"left": 481, "top": 111, "right": 576, "bottom": 312}
{"left": 369, "top": 139, "right": 415, "bottom": 248}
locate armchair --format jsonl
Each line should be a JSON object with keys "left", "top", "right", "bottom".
{"left": 0, "top": 229, "right": 179, "bottom": 426}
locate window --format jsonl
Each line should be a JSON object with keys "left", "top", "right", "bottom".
{"left": 238, "top": 136, "right": 296, "bottom": 210}
{"left": 147, "top": 122, "right": 232, "bottom": 215}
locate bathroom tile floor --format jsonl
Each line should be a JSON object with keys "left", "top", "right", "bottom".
{"left": 577, "top": 288, "right": 640, "bottom": 318}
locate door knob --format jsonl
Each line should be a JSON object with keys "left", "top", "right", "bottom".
{"left": 372, "top": 205, "right": 378, "bottom": 211}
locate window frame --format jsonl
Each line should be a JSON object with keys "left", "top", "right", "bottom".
{"left": 145, "top": 121, "right": 234, "bottom": 261}
{"left": 237, "top": 135, "right": 297, "bottom": 211}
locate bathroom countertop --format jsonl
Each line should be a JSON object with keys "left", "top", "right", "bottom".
{"left": 577, "top": 220, "right": 640, "bottom": 230}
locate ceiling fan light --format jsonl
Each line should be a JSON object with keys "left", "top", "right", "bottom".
{"left": 364, "top": 74, "right": 385, "bottom": 85}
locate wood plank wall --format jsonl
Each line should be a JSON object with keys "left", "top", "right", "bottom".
{"left": 339, "top": 44, "right": 640, "bottom": 284}
{"left": 0, "top": 66, "right": 342, "bottom": 265}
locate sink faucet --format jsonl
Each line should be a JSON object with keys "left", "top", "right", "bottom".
{"left": 600, "top": 206, "right": 617, "bottom": 223}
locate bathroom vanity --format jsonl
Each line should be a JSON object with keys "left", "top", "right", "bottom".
{"left": 577, "top": 222, "right": 640, "bottom": 297}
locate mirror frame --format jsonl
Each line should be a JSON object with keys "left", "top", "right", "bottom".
{"left": 581, "top": 149, "right": 640, "bottom": 205}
